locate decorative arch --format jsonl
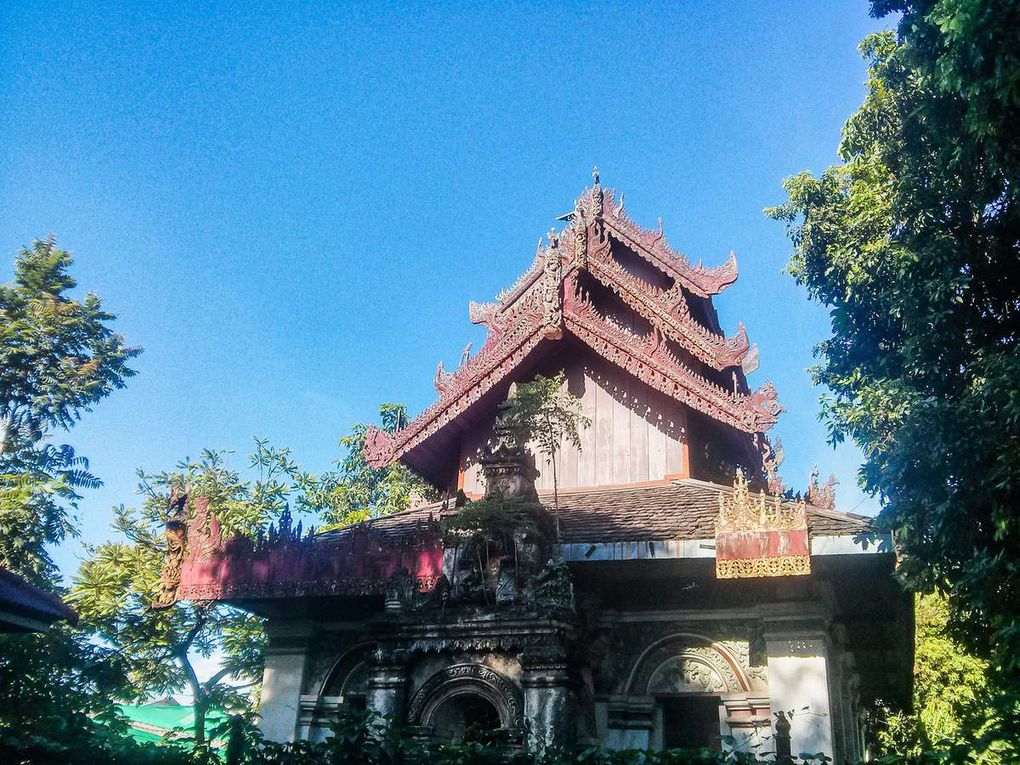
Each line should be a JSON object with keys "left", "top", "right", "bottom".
{"left": 319, "top": 642, "right": 376, "bottom": 700}
{"left": 624, "top": 632, "right": 751, "bottom": 695}
{"left": 407, "top": 664, "right": 523, "bottom": 730}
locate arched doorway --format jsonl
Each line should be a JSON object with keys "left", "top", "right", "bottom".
{"left": 406, "top": 663, "right": 524, "bottom": 742}
{"left": 624, "top": 633, "right": 754, "bottom": 752}
{"left": 320, "top": 643, "right": 374, "bottom": 710}
{"left": 303, "top": 644, "right": 375, "bottom": 741}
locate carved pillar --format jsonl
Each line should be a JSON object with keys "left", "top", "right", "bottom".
{"left": 365, "top": 647, "right": 409, "bottom": 724}
{"left": 521, "top": 646, "right": 575, "bottom": 750}
{"left": 260, "top": 620, "right": 315, "bottom": 742}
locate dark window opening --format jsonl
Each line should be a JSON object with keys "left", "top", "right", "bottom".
{"left": 431, "top": 694, "right": 502, "bottom": 743}
{"left": 342, "top": 695, "right": 367, "bottom": 712}
{"left": 661, "top": 696, "right": 722, "bottom": 751}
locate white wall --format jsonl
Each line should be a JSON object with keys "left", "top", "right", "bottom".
{"left": 766, "top": 639, "right": 834, "bottom": 759}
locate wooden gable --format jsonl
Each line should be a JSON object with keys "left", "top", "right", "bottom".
{"left": 364, "top": 170, "right": 782, "bottom": 491}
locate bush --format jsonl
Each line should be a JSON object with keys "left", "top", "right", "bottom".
{"left": 0, "top": 706, "right": 976, "bottom": 765}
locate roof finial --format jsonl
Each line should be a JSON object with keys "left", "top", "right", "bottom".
{"left": 547, "top": 227, "right": 558, "bottom": 244}
{"left": 591, "top": 166, "right": 604, "bottom": 219}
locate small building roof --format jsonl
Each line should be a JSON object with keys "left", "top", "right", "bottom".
{"left": 0, "top": 567, "right": 78, "bottom": 632}
{"left": 117, "top": 700, "right": 227, "bottom": 746}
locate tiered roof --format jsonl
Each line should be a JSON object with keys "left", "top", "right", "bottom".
{"left": 364, "top": 170, "right": 782, "bottom": 480}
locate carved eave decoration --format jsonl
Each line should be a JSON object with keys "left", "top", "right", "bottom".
{"left": 715, "top": 470, "right": 810, "bottom": 579}
{"left": 363, "top": 172, "right": 783, "bottom": 475}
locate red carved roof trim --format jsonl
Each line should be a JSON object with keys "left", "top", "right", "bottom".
{"left": 562, "top": 279, "right": 782, "bottom": 433}
{"left": 365, "top": 289, "right": 549, "bottom": 468}
{"left": 577, "top": 226, "right": 750, "bottom": 369}
{"left": 366, "top": 278, "right": 781, "bottom": 470}
{"left": 586, "top": 186, "right": 738, "bottom": 298}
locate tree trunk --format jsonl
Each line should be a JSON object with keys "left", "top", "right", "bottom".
{"left": 193, "top": 699, "right": 207, "bottom": 747}
{"left": 179, "top": 648, "right": 206, "bottom": 747}
{"left": 545, "top": 413, "right": 561, "bottom": 544}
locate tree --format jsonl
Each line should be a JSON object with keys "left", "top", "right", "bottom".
{"left": 500, "top": 373, "right": 590, "bottom": 539}
{"left": 70, "top": 409, "right": 431, "bottom": 748}
{"left": 766, "top": 0, "right": 1019, "bottom": 753}
{"left": 318, "top": 403, "right": 433, "bottom": 529}
{"left": 0, "top": 236, "right": 139, "bottom": 583}
{"left": 873, "top": 594, "right": 991, "bottom": 756}
{"left": 0, "top": 237, "right": 141, "bottom": 754}
{"left": 70, "top": 444, "right": 313, "bottom": 748}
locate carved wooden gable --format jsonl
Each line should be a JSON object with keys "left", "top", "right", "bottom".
{"left": 364, "top": 170, "right": 783, "bottom": 490}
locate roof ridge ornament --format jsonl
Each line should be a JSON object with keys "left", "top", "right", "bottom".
{"left": 806, "top": 467, "right": 838, "bottom": 510}
{"left": 572, "top": 198, "right": 588, "bottom": 270}
{"left": 715, "top": 469, "right": 810, "bottom": 579}
{"left": 542, "top": 229, "right": 564, "bottom": 339}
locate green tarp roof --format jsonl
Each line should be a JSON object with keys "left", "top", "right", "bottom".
{"left": 118, "top": 700, "right": 228, "bottom": 746}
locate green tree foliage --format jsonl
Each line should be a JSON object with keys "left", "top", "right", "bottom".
{"left": 0, "top": 237, "right": 141, "bottom": 755}
{"left": 318, "top": 402, "right": 433, "bottom": 528}
{"left": 0, "top": 237, "right": 139, "bottom": 583}
{"left": 0, "top": 625, "right": 131, "bottom": 749}
{"left": 70, "top": 444, "right": 313, "bottom": 747}
{"left": 499, "top": 373, "right": 590, "bottom": 534}
{"left": 766, "top": 0, "right": 1019, "bottom": 754}
{"left": 874, "top": 595, "right": 990, "bottom": 755}
{"left": 1, "top": 704, "right": 965, "bottom": 765}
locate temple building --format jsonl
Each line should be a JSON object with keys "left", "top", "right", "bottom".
{"left": 157, "top": 171, "right": 912, "bottom": 761}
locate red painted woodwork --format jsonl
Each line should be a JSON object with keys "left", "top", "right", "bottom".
{"left": 175, "top": 498, "right": 443, "bottom": 601}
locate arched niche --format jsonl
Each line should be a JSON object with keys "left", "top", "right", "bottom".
{"left": 625, "top": 633, "right": 751, "bottom": 696}
{"left": 619, "top": 633, "right": 757, "bottom": 752}
{"left": 429, "top": 693, "right": 503, "bottom": 743}
{"left": 319, "top": 643, "right": 375, "bottom": 707}
{"left": 407, "top": 663, "right": 523, "bottom": 739}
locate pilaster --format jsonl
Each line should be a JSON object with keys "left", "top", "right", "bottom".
{"left": 521, "top": 647, "right": 574, "bottom": 750}
{"left": 260, "top": 620, "right": 315, "bottom": 742}
{"left": 365, "top": 647, "right": 409, "bottom": 723}
{"left": 763, "top": 615, "right": 835, "bottom": 761}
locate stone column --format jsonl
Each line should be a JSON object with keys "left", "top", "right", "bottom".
{"left": 521, "top": 648, "right": 575, "bottom": 750}
{"left": 260, "top": 620, "right": 315, "bottom": 742}
{"left": 764, "top": 628, "right": 835, "bottom": 760}
{"left": 365, "top": 648, "right": 409, "bottom": 724}
{"left": 603, "top": 697, "right": 654, "bottom": 750}
{"left": 720, "top": 694, "right": 772, "bottom": 752}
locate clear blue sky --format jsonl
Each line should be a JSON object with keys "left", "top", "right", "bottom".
{"left": 1, "top": 1, "right": 893, "bottom": 581}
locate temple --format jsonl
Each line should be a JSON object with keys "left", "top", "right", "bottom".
{"left": 157, "top": 171, "right": 911, "bottom": 761}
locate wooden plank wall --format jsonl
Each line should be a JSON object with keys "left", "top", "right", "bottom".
{"left": 459, "top": 355, "right": 689, "bottom": 494}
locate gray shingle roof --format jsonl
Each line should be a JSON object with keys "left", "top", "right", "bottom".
{"left": 318, "top": 479, "right": 871, "bottom": 544}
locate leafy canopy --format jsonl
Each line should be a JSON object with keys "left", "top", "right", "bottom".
{"left": 767, "top": 0, "right": 1019, "bottom": 754}
{"left": 0, "top": 238, "right": 139, "bottom": 582}
{"left": 0, "top": 236, "right": 139, "bottom": 445}
{"left": 69, "top": 444, "right": 314, "bottom": 747}
{"left": 318, "top": 403, "right": 434, "bottom": 528}
{"left": 873, "top": 594, "right": 991, "bottom": 756}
